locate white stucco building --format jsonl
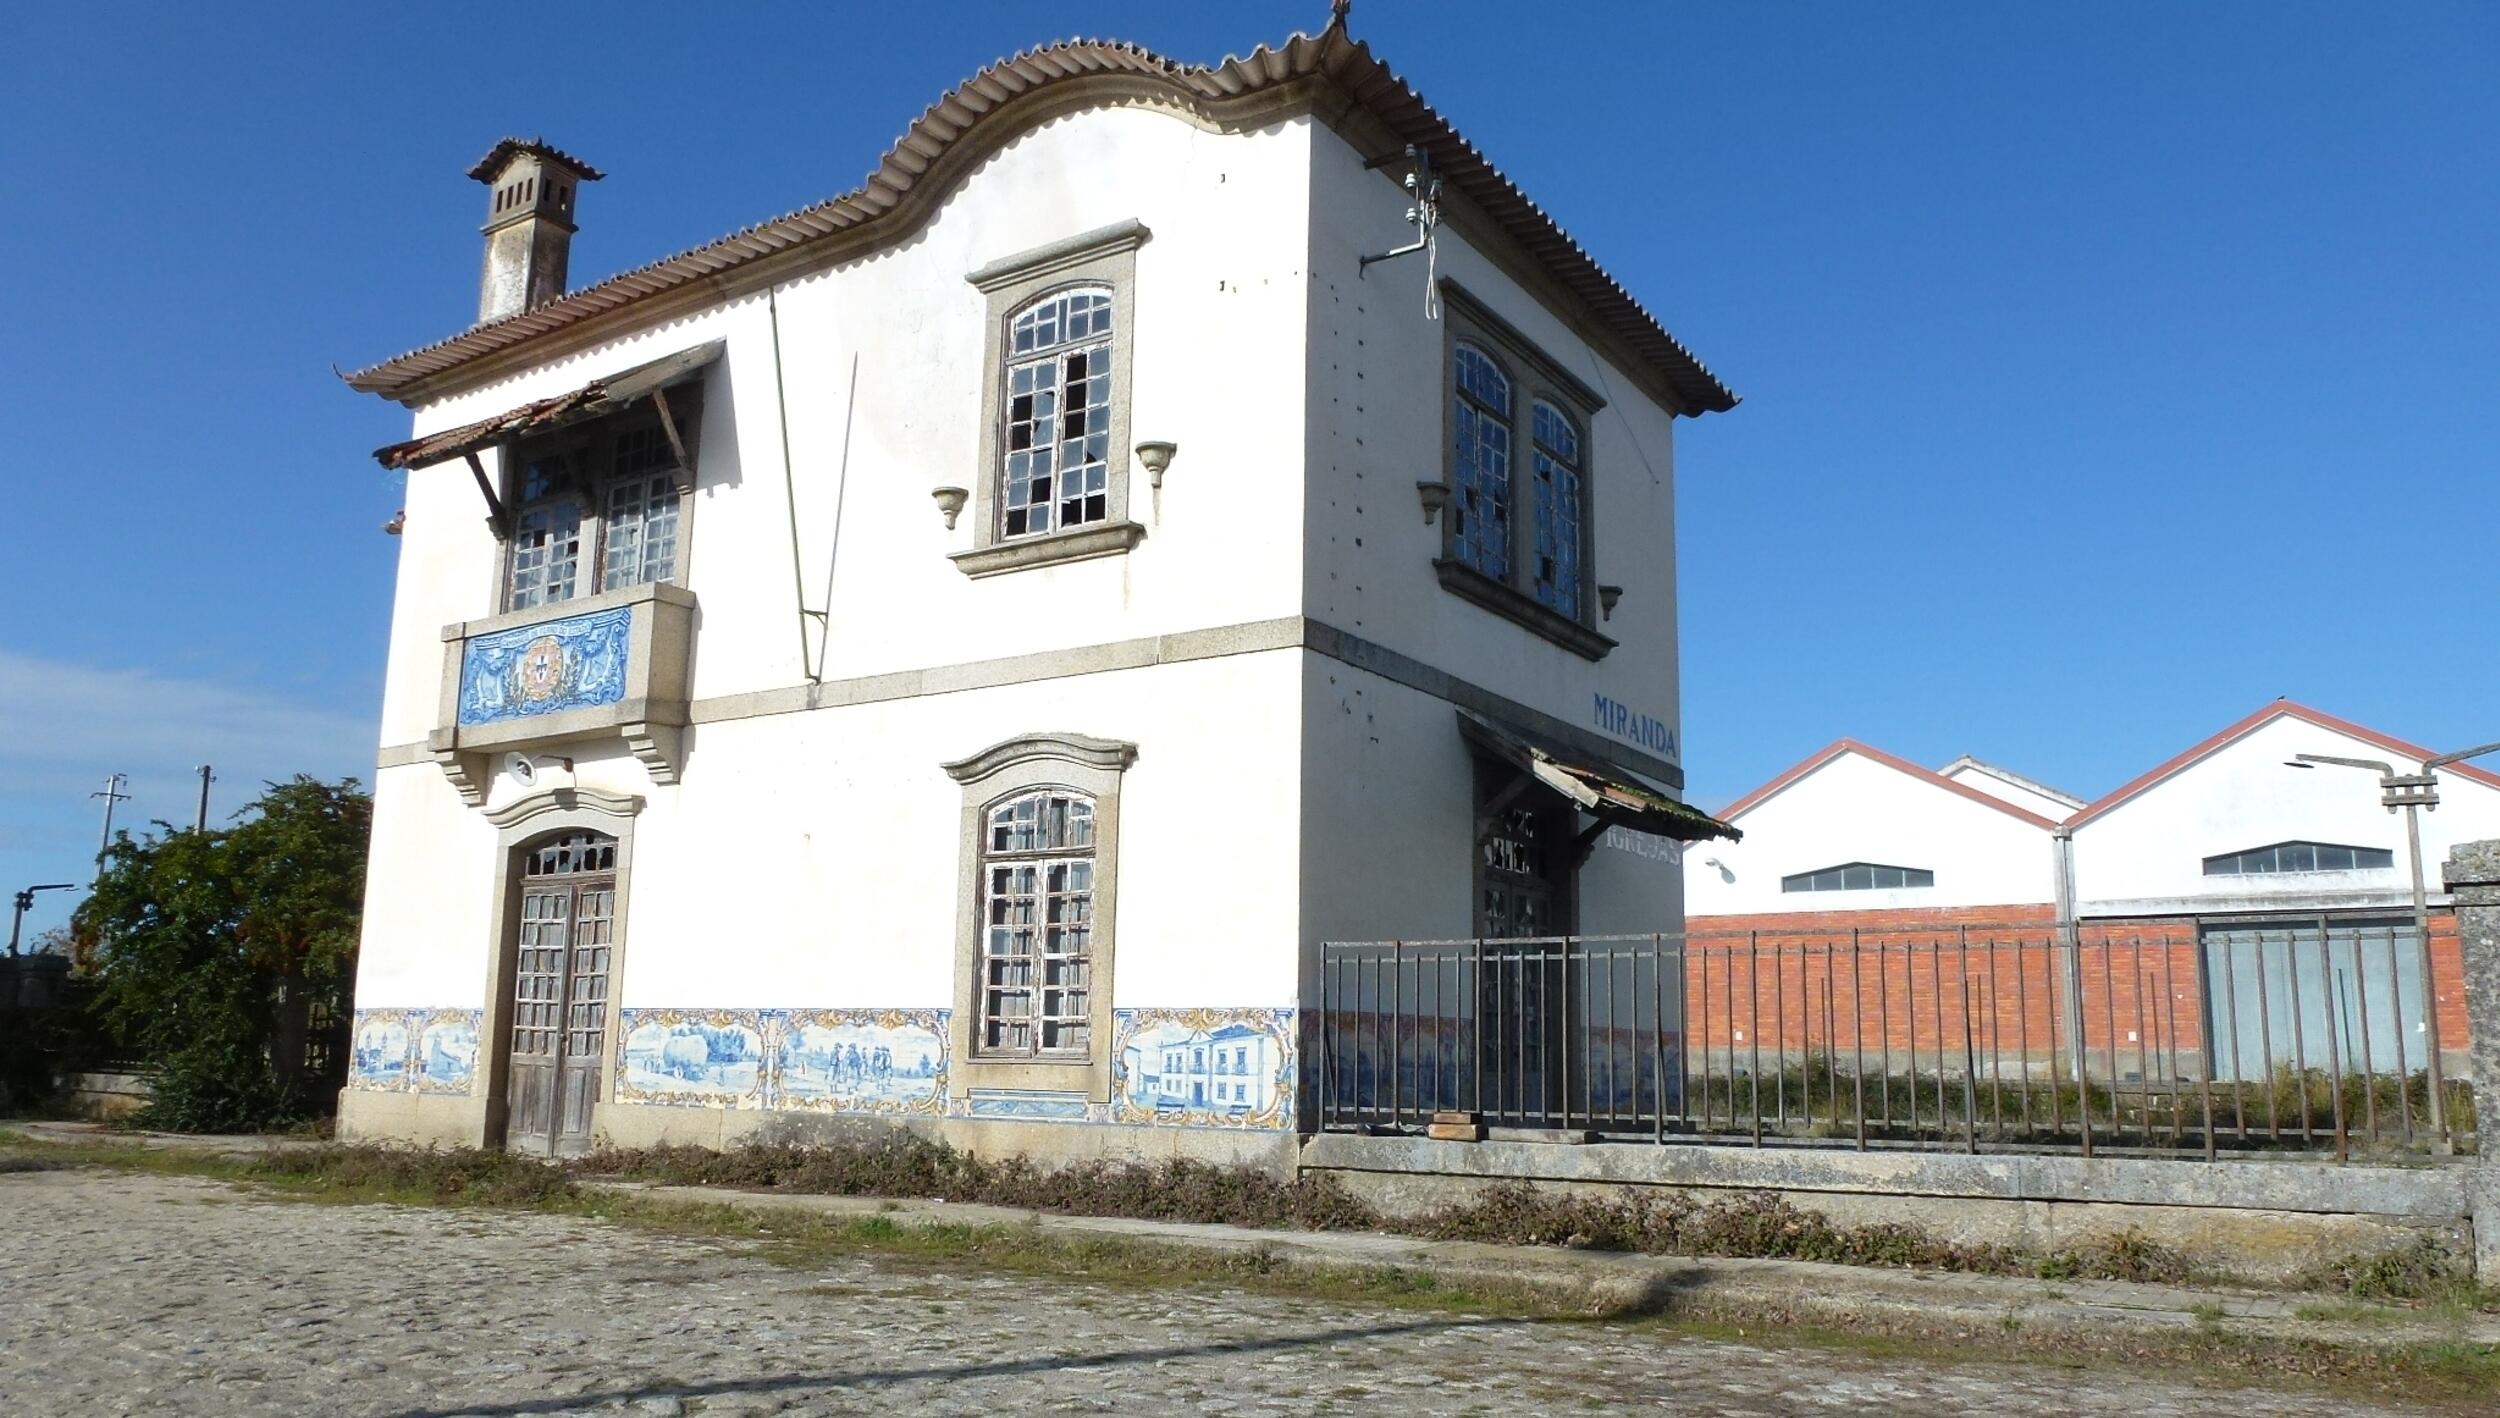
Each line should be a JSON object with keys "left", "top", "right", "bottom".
{"left": 337, "top": 19, "right": 1736, "bottom": 1163}
{"left": 1686, "top": 701, "right": 2498, "bottom": 1076}
{"left": 1688, "top": 701, "right": 2500, "bottom": 929}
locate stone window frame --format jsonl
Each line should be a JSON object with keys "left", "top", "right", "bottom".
{"left": 942, "top": 732, "right": 1136, "bottom": 1100}
{"left": 1433, "top": 280, "right": 1616, "bottom": 661}
{"left": 495, "top": 397, "right": 702, "bottom": 614}
{"left": 952, "top": 220, "right": 1151, "bottom": 579}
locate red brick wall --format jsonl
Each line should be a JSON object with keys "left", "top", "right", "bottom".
{"left": 1680, "top": 905, "right": 2469, "bottom": 1070}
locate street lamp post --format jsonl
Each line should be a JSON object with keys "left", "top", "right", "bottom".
{"left": 2289, "top": 737, "right": 2500, "bottom": 1145}
{"left": 8, "top": 883, "right": 77, "bottom": 957}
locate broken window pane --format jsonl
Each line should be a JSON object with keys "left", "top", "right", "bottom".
{"left": 977, "top": 789, "right": 1098, "bottom": 1058}
{"left": 1530, "top": 400, "right": 1583, "bottom": 619}
{"left": 1000, "top": 288, "right": 1114, "bottom": 539}
{"left": 1451, "top": 343, "right": 1512, "bottom": 580}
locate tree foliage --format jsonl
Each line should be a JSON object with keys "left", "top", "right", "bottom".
{"left": 76, "top": 776, "right": 371, "bottom": 1131}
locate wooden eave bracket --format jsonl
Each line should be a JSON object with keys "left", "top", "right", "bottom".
{"left": 650, "top": 385, "right": 697, "bottom": 495}
{"left": 463, "top": 451, "right": 507, "bottom": 530}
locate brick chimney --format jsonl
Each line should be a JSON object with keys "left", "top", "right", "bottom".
{"left": 469, "top": 138, "right": 603, "bottom": 325}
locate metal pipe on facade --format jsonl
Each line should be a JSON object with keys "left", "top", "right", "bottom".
{"left": 765, "top": 286, "right": 818, "bottom": 684}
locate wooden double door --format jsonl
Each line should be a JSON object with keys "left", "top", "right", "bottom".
{"left": 503, "top": 832, "right": 615, "bottom": 1157}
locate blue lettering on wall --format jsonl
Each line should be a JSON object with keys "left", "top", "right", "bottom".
{"left": 1593, "top": 693, "right": 1679, "bottom": 762}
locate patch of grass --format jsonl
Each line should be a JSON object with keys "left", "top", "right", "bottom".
{"left": 2294, "top": 1235, "right": 2500, "bottom": 1313}
{"left": 1402, "top": 1179, "right": 2194, "bottom": 1285}
{"left": 2295, "top": 1300, "right": 2409, "bottom": 1325}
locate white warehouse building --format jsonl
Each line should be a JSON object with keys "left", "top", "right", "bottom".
{"left": 337, "top": 18, "right": 1737, "bottom": 1165}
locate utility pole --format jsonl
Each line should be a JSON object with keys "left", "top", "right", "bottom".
{"left": 9, "top": 884, "right": 77, "bottom": 957}
{"left": 195, "top": 764, "right": 216, "bottom": 833}
{"left": 2291, "top": 737, "right": 2500, "bottom": 1147}
{"left": 91, "top": 772, "right": 131, "bottom": 878}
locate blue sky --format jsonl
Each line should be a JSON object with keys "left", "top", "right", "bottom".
{"left": 3, "top": 2, "right": 2495, "bottom": 939}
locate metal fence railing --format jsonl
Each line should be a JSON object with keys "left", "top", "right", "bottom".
{"left": 1316, "top": 918, "right": 2475, "bottom": 1161}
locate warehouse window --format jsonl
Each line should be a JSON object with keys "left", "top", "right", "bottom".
{"left": 1781, "top": 862, "right": 1936, "bottom": 893}
{"left": 2203, "top": 841, "right": 2395, "bottom": 876}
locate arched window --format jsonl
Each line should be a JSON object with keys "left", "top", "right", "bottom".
{"left": 999, "top": 286, "right": 1115, "bottom": 539}
{"left": 1451, "top": 342, "right": 1514, "bottom": 579}
{"left": 1529, "top": 400, "right": 1583, "bottom": 619}
{"left": 978, "top": 788, "right": 1097, "bottom": 1055}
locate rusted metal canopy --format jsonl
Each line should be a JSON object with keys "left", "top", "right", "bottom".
{"left": 371, "top": 340, "right": 721, "bottom": 471}
{"left": 1457, "top": 709, "right": 1738, "bottom": 844}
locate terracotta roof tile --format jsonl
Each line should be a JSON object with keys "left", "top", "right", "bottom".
{"left": 347, "top": 26, "right": 1736, "bottom": 414}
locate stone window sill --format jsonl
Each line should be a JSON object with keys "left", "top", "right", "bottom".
{"left": 952, "top": 1053, "right": 1104, "bottom": 1100}
{"left": 949, "top": 521, "right": 1146, "bottom": 579}
{"left": 1432, "top": 559, "right": 1617, "bottom": 661}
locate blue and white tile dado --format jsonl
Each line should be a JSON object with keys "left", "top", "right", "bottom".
{"left": 348, "top": 1007, "right": 483, "bottom": 1095}
{"left": 349, "top": 1004, "right": 1296, "bottom": 1131}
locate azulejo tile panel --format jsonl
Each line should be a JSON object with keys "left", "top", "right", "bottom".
{"left": 347, "top": 1008, "right": 483, "bottom": 1094}
{"left": 412, "top": 1009, "right": 483, "bottom": 1095}
{"left": 772, "top": 1008, "right": 947, "bottom": 1115}
{"left": 456, "top": 605, "right": 633, "bottom": 726}
{"left": 616, "top": 1009, "right": 769, "bottom": 1108}
{"left": 365, "top": 1003, "right": 1296, "bottom": 1129}
{"left": 590, "top": 1010, "right": 1290, "bottom": 1130}
{"left": 1111, "top": 1007, "right": 1297, "bottom": 1131}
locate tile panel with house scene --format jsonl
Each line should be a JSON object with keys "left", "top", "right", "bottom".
{"left": 1111, "top": 1007, "right": 1295, "bottom": 1130}
{"left": 771, "top": 1009, "right": 948, "bottom": 1114}
{"left": 616, "top": 1009, "right": 768, "bottom": 1107}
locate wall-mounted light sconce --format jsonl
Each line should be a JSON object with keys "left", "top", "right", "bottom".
{"left": 1597, "top": 585, "right": 1623, "bottom": 622}
{"left": 931, "top": 486, "right": 969, "bottom": 531}
{"left": 1134, "top": 441, "right": 1177, "bottom": 491}
{"left": 1416, "top": 480, "right": 1449, "bottom": 527}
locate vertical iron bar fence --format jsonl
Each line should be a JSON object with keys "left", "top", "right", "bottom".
{"left": 1317, "top": 920, "right": 2472, "bottom": 1160}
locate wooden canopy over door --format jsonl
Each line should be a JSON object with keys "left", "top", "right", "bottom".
{"left": 504, "top": 831, "right": 616, "bottom": 1157}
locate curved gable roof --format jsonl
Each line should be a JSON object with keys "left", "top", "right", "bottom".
{"left": 345, "top": 24, "right": 1738, "bottom": 414}
{"left": 1718, "top": 739, "right": 2061, "bottom": 830}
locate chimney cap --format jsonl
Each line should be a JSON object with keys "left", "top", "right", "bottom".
{"left": 467, "top": 137, "right": 605, "bottom": 185}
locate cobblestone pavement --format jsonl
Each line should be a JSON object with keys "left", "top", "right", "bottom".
{"left": 0, "top": 1169, "right": 2452, "bottom": 1417}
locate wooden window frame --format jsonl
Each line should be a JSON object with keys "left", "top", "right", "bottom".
{"left": 973, "top": 788, "right": 1099, "bottom": 1060}
{"left": 493, "top": 395, "right": 701, "bottom": 615}
{"left": 953, "top": 221, "right": 1151, "bottom": 579}
{"left": 942, "top": 732, "right": 1135, "bottom": 1102}
{"left": 1434, "top": 280, "right": 1615, "bottom": 661}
